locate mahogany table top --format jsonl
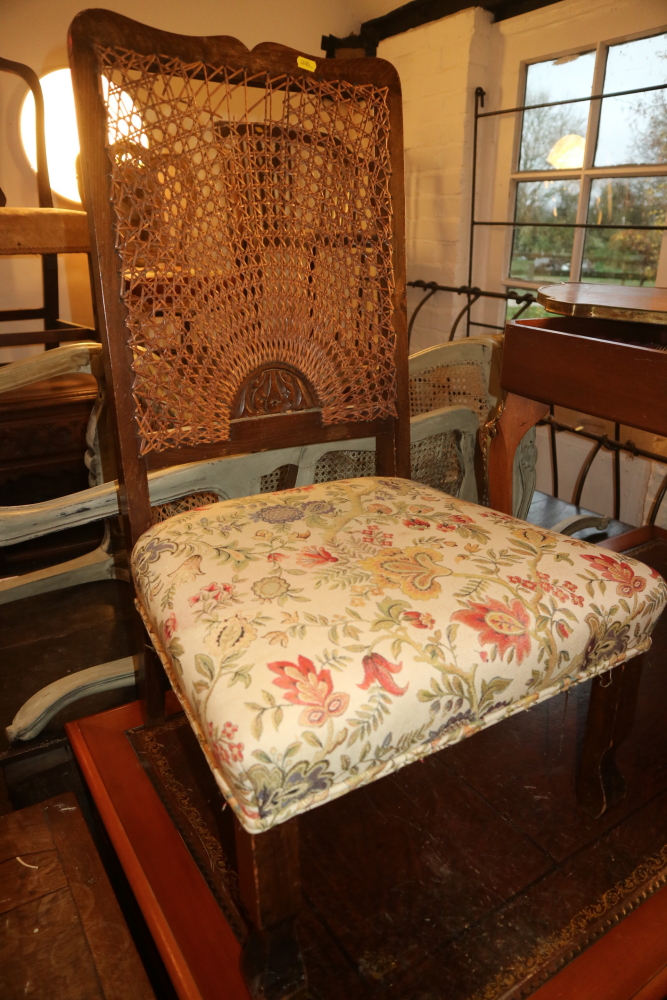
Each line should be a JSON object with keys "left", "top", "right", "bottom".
{"left": 537, "top": 282, "right": 667, "bottom": 325}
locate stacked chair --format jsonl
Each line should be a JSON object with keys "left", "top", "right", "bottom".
{"left": 61, "top": 11, "right": 667, "bottom": 998}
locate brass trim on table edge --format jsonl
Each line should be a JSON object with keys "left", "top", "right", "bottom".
{"left": 535, "top": 290, "right": 667, "bottom": 326}
{"left": 469, "top": 842, "right": 667, "bottom": 1000}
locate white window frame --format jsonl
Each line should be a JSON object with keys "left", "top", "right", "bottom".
{"left": 503, "top": 24, "right": 667, "bottom": 294}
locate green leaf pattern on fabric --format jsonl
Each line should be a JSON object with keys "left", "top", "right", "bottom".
{"left": 132, "top": 478, "right": 666, "bottom": 833}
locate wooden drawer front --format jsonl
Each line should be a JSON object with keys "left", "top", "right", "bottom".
{"left": 502, "top": 319, "right": 667, "bottom": 438}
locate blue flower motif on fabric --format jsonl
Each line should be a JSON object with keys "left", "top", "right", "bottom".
{"left": 251, "top": 501, "right": 336, "bottom": 524}
{"left": 251, "top": 506, "right": 306, "bottom": 524}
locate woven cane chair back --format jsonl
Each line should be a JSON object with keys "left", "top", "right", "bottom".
{"left": 300, "top": 337, "right": 503, "bottom": 501}
{"left": 408, "top": 335, "right": 537, "bottom": 516}
{"left": 70, "top": 11, "right": 408, "bottom": 547}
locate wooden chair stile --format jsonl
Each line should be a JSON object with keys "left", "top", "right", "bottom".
{"left": 67, "top": 12, "right": 666, "bottom": 999}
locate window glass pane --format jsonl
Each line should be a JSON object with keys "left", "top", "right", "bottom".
{"left": 595, "top": 32, "right": 667, "bottom": 166}
{"left": 509, "top": 180, "right": 579, "bottom": 281}
{"left": 582, "top": 177, "right": 667, "bottom": 284}
{"left": 519, "top": 51, "right": 595, "bottom": 171}
{"left": 505, "top": 300, "right": 554, "bottom": 322}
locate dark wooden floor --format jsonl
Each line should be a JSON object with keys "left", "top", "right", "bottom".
{"left": 1, "top": 492, "right": 666, "bottom": 999}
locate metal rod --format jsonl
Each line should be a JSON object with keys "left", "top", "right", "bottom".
{"left": 540, "top": 414, "right": 667, "bottom": 466}
{"left": 613, "top": 422, "right": 621, "bottom": 521}
{"left": 549, "top": 405, "right": 559, "bottom": 499}
{"left": 649, "top": 471, "right": 667, "bottom": 526}
{"left": 477, "top": 80, "right": 667, "bottom": 119}
{"left": 449, "top": 292, "right": 481, "bottom": 341}
{"left": 468, "top": 87, "right": 485, "bottom": 336}
{"left": 406, "top": 280, "right": 535, "bottom": 347}
{"left": 408, "top": 280, "right": 535, "bottom": 304}
{"left": 574, "top": 439, "right": 603, "bottom": 507}
{"left": 473, "top": 221, "right": 666, "bottom": 230}
{"left": 407, "top": 286, "right": 438, "bottom": 348}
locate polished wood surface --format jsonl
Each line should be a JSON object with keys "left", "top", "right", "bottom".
{"left": 498, "top": 317, "right": 667, "bottom": 440}
{"left": 0, "top": 792, "right": 154, "bottom": 999}
{"left": 537, "top": 282, "right": 667, "bottom": 325}
{"left": 66, "top": 698, "right": 249, "bottom": 1000}
{"left": 487, "top": 392, "right": 548, "bottom": 516}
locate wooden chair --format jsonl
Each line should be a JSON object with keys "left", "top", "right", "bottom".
{"left": 69, "top": 12, "right": 666, "bottom": 998}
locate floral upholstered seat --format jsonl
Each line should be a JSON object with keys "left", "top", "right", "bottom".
{"left": 133, "top": 477, "right": 666, "bottom": 834}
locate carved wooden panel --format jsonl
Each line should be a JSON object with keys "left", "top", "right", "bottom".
{"left": 232, "top": 364, "right": 318, "bottom": 419}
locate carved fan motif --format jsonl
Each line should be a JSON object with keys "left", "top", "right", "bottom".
{"left": 233, "top": 365, "right": 318, "bottom": 419}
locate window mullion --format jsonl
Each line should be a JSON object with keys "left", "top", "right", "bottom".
{"left": 569, "top": 178, "right": 589, "bottom": 281}
{"left": 571, "top": 42, "right": 608, "bottom": 281}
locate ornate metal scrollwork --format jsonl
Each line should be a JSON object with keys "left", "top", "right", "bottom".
{"left": 232, "top": 364, "right": 319, "bottom": 419}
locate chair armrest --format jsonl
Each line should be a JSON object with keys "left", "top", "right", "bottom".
{"left": 0, "top": 446, "right": 308, "bottom": 546}
{"left": 410, "top": 404, "right": 479, "bottom": 441}
{"left": 0, "top": 341, "right": 102, "bottom": 394}
{"left": 0, "top": 208, "right": 90, "bottom": 255}
{"left": 0, "top": 481, "right": 120, "bottom": 546}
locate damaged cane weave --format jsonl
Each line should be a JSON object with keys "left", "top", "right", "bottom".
{"left": 94, "top": 45, "right": 397, "bottom": 454}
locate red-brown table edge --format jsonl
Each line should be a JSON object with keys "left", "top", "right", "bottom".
{"left": 65, "top": 694, "right": 250, "bottom": 1000}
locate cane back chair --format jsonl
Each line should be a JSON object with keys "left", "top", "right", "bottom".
{"left": 70, "top": 11, "right": 666, "bottom": 998}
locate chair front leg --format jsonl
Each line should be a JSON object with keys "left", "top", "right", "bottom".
{"left": 577, "top": 655, "right": 644, "bottom": 818}
{"left": 235, "top": 816, "right": 308, "bottom": 1000}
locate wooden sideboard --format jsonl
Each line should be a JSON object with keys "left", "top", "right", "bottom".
{"left": 0, "top": 371, "right": 101, "bottom": 574}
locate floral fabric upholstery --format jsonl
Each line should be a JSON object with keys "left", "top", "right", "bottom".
{"left": 132, "top": 478, "right": 666, "bottom": 834}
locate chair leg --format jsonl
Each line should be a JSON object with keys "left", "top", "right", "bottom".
{"left": 577, "top": 655, "right": 644, "bottom": 819}
{"left": 139, "top": 641, "right": 167, "bottom": 725}
{"left": 234, "top": 816, "right": 309, "bottom": 1000}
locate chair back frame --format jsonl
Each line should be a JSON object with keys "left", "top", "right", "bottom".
{"left": 69, "top": 10, "right": 409, "bottom": 552}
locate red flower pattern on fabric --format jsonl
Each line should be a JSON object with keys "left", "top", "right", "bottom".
{"left": 269, "top": 655, "right": 349, "bottom": 727}
{"left": 581, "top": 554, "right": 646, "bottom": 596}
{"left": 403, "top": 517, "right": 430, "bottom": 529}
{"left": 453, "top": 597, "right": 531, "bottom": 663}
{"left": 208, "top": 721, "right": 244, "bottom": 768}
{"left": 296, "top": 546, "right": 339, "bottom": 567}
{"left": 403, "top": 610, "right": 436, "bottom": 629}
{"left": 359, "top": 652, "right": 408, "bottom": 696}
{"left": 189, "top": 581, "right": 233, "bottom": 606}
{"left": 163, "top": 613, "right": 178, "bottom": 640}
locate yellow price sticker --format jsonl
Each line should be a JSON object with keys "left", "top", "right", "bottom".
{"left": 297, "top": 56, "right": 317, "bottom": 72}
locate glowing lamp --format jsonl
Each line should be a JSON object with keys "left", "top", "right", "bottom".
{"left": 21, "top": 69, "right": 81, "bottom": 203}
{"left": 546, "top": 133, "right": 585, "bottom": 170}
{"left": 20, "top": 69, "right": 147, "bottom": 204}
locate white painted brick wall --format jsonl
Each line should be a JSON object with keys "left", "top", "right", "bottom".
{"left": 379, "top": 9, "right": 493, "bottom": 353}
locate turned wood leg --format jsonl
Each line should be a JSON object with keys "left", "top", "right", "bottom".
{"left": 487, "top": 392, "right": 549, "bottom": 515}
{"left": 577, "top": 655, "right": 644, "bottom": 819}
{"left": 235, "top": 817, "right": 309, "bottom": 1000}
